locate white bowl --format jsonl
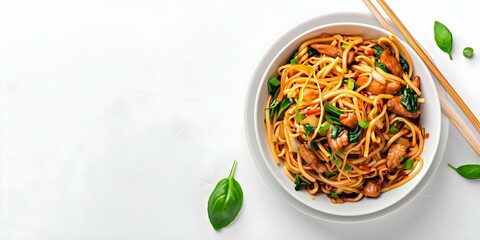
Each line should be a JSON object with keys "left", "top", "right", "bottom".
{"left": 245, "top": 21, "right": 441, "bottom": 217}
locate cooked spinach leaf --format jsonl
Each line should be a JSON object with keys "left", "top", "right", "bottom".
{"left": 267, "top": 77, "right": 280, "bottom": 96}
{"left": 400, "top": 87, "right": 418, "bottom": 113}
{"left": 293, "top": 173, "right": 311, "bottom": 191}
{"left": 277, "top": 98, "right": 295, "bottom": 119}
{"left": 373, "top": 45, "right": 383, "bottom": 59}
{"left": 348, "top": 126, "right": 362, "bottom": 143}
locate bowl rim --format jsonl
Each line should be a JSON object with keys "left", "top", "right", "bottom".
{"left": 245, "top": 18, "right": 442, "bottom": 217}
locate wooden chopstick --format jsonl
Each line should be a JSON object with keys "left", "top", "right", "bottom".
{"left": 375, "top": 0, "right": 480, "bottom": 134}
{"left": 362, "top": 0, "right": 480, "bottom": 156}
{"left": 438, "top": 89, "right": 480, "bottom": 156}
{"left": 361, "top": 0, "right": 395, "bottom": 34}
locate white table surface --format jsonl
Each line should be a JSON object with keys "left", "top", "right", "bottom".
{"left": 1, "top": 0, "right": 479, "bottom": 239}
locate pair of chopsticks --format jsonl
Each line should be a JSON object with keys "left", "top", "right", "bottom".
{"left": 363, "top": 0, "right": 480, "bottom": 156}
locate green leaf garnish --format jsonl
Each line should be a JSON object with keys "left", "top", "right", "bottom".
{"left": 207, "top": 160, "right": 243, "bottom": 231}
{"left": 434, "top": 21, "right": 453, "bottom": 60}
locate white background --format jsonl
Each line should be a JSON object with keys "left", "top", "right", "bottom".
{"left": 1, "top": 0, "right": 479, "bottom": 239}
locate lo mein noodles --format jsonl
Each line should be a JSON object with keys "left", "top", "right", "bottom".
{"left": 264, "top": 33, "right": 425, "bottom": 203}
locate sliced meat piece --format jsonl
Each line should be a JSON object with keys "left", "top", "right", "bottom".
{"left": 299, "top": 144, "right": 327, "bottom": 174}
{"left": 366, "top": 81, "right": 386, "bottom": 95}
{"left": 386, "top": 139, "right": 410, "bottom": 171}
{"left": 387, "top": 96, "right": 421, "bottom": 118}
{"left": 385, "top": 81, "right": 401, "bottom": 94}
{"left": 327, "top": 127, "right": 349, "bottom": 152}
{"left": 362, "top": 179, "right": 382, "bottom": 198}
{"left": 379, "top": 47, "right": 403, "bottom": 78}
{"left": 340, "top": 112, "right": 358, "bottom": 130}
{"left": 355, "top": 75, "right": 369, "bottom": 86}
{"left": 356, "top": 75, "right": 385, "bottom": 95}
{"left": 310, "top": 44, "right": 343, "bottom": 58}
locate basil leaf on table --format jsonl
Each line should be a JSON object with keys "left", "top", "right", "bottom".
{"left": 448, "top": 163, "right": 480, "bottom": 179}
{"left": 207, "top": 160, "right": 243, "bottom": 230}
{"left": 434, "top": 21, "right": 453, "bottom": 60}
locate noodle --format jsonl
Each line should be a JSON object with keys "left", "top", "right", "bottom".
{"left": 264, "top": 33, "right": 425, "bottom": 203}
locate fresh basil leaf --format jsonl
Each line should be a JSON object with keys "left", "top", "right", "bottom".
{"left": 448, "top": 163, "right": 480, "bottom": 179}
{"left": 400, "top": 87, "right": 418, "bottom": 113}
{"left": 434, "top": 21, "right": 453, "bottom": 60}
{"left": 208, "top": 160, "right": 243, "bottom": 231}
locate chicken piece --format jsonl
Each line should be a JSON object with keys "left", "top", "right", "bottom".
{"left": 299, "top": 144, "right": 327, "bottom": 174}
{"left": 387, "top": 96, "right": 421, "bottom": 118}
{"left": 356, "top": 75, "right": 385, "bottom": 95}
{"left": 412, "top": 75, "right": 420, "bottom": 90}
{"left": 367, "top": 81, "right": 386, "bottom": 95}
{"left": 379, "top": 47, "right": 403, "bottom": 78}
{"left": 340, "top": 112, "right": 358, "bottom": 130}
{"left": 385, "top": 81, "right": 401, "bottom": 94}
{"left": 347, "top": 51, "right": 355, "bottom": 65}
{"left": 327, "top": 127, "right": 349, "bottom": 152}
{"left": 355, "top": 75, "right": 369, "bottom": 86}
{"left": 362, "top": 179, "right": 382, "bottom": 198}
{"left": 310, "top": 44, "right": 343, "bottom": 58}
{"left": 386, "top": 139, "right": 410, "bottom": 171}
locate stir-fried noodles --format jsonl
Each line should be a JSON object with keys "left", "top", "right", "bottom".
{"left": 264, "top": 33, "right": 425, "bottom": 203}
